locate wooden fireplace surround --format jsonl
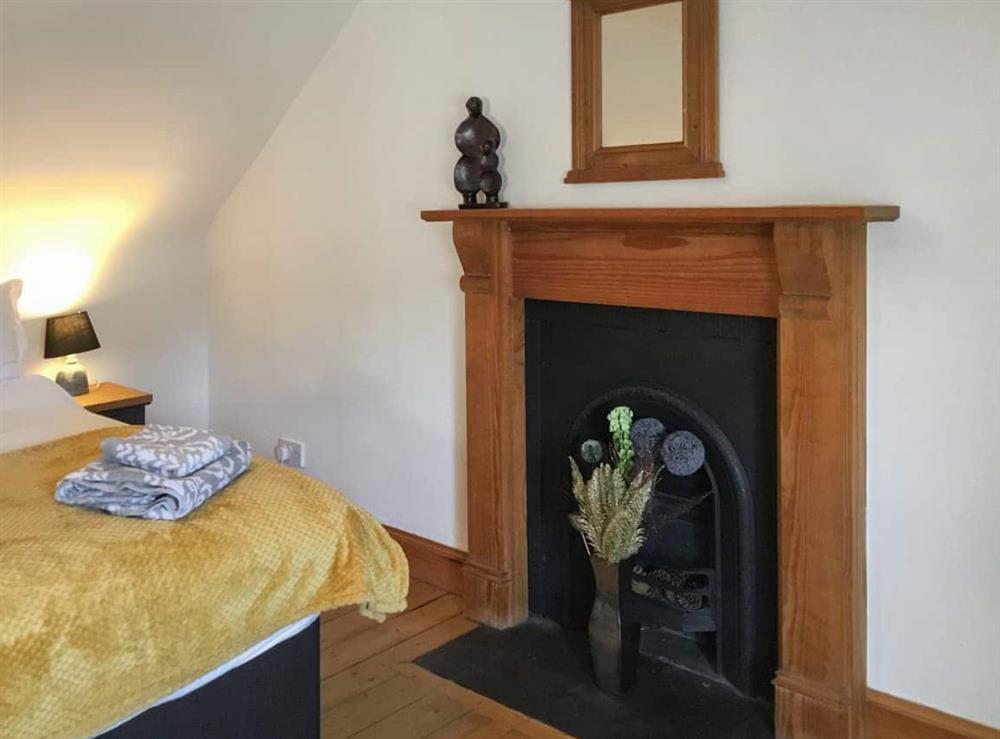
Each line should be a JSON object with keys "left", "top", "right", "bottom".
{"left": 421, "top": 205, "right": 900, "bottom": 739}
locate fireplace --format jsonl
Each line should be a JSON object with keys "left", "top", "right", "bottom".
{"left": 421, "top": 204, "right": 900, "bottom": 738}
{"left": 525, "top": 300, "right": 777, "bottom": 701}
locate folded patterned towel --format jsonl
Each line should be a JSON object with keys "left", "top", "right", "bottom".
{"left": 55, "top": 440, "right": 251, "bottom": 520}
{"left": 101, "top": 424, "right": 234, "bottom": 478}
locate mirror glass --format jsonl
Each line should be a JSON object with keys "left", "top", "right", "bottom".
{"left": 601, "top": 1, "right": 683, "bottom": 148}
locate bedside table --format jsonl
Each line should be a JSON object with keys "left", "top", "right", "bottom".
{"left": 75, "top": 383, "right": 153, "bottom": 424}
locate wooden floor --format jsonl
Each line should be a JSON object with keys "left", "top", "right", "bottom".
{"left": 320, "top": 576, "right": 571, "bottom": 739}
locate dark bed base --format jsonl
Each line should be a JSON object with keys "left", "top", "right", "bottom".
{"left": 100, "top": 620, "right": 319, "bottom": 739}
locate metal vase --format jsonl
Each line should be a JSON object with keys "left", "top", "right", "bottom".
{"left": 588, "top": 555, "right": 640, "bottom": 694}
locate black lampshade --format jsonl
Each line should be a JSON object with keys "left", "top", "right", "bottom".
{"left": 44, "top": 311, "right": 100, "bottom": 359}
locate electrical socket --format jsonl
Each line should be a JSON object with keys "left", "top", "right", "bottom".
{"left": 275, "top": 438, "right": 306, "bottom": 468}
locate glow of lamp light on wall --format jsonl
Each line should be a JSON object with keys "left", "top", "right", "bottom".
{"left": 0, "top": 182, "right": 153, "bottom": 318}
{"left": 4, "top": 213, "right": 128, "bottom": 317}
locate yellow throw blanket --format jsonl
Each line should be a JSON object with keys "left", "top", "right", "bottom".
{"left": 0, "top": 428, "right": 408, "bottom": 739}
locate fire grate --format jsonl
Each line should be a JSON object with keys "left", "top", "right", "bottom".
{"left": 631, "top": 564, "right": 712, "bottom": 612}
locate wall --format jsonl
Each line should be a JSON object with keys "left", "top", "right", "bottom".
{"left": 1, "top": 0, "right": 358, "bottom": 423}
{"left": 208, "top": 0, "right": 1000, "bottom": 726}
{"left": 1, "top": 212, "right": 211, "bottom": 426}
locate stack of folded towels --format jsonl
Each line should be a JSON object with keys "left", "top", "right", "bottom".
{"left": 55, "top": 425, "right": 252, "bottom": 520}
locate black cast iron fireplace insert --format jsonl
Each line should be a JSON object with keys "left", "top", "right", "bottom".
{"left": 525, "top": 299, "right": 778, "bottom": 703}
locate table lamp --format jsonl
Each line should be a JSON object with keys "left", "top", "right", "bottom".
{"left": 44, "top": 311, "right": 100, "bottom": 396}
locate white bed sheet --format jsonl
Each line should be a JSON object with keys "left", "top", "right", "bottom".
{"left": 0, "top": 376, "right": 319, "bottom": 732}
{"left": 0, "top": 375, "right": 121, "bottom": 453}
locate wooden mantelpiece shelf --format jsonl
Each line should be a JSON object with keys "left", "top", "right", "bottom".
{"left": 422, "top": 205, "right": 900, "bottom": 739}
{"left": 421, "top": 204, "right": 900, "bottom": 223}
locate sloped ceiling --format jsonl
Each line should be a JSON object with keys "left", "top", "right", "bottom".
{"left": 1, "top": 0, "right": 357, "bottom": 309}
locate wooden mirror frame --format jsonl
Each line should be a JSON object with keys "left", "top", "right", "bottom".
{"left": 565, "top": 0, "right": 723, "bottom": 183}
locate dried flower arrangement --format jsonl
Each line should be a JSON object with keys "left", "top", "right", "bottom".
{"left": 569, "top": 406, "right": 656, "bottom": 564}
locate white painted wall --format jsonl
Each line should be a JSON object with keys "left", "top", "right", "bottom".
{"left": 4, "top": 223, "right": 212, "bottom": 426}
{"left": 208, "top": 0, "right": 1000, "bottom": 726}
{"left": 1, "top": 0, "right": 357, "bottom": 423}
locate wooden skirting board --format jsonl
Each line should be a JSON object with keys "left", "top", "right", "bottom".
{"left": 864, "top": 690, "right": 999, "bottom": 739}
{"left": 385, "top": 526, "right": 466, "bottom": 596}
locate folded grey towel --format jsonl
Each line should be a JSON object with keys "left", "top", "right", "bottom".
{"left": 101, "top": 424, "right": 234, "bottom": 478}
{"left": 55, "top": 440, "right": 251, "bottom": 520}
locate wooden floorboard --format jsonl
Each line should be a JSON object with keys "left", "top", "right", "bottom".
{"left": 321, "top": 593, "right": 464, "bottom": 676}
{"left": 351, "top": 691, "right": 470, "bottom": 739}
{"left": 320, "top": 615, "right": 478, "bottom": 707}
{"left": 320, "top": 575, "right": 572, "bottom": 739}
{"left": 320, "top": 580, "right": 444, "bottom": 651}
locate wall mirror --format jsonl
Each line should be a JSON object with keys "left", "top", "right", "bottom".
{"left": 566, "top": 0, "right": 723, "bottom": 183}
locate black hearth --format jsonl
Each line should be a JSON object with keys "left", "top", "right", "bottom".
{"left": 525, "top": 300, "right": 778, "bottom": 703}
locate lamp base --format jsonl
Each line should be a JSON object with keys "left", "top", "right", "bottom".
{"left": 56, "top": 367, "right": 90, "bottom": 396}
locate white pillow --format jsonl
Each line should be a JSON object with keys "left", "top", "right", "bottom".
{"left": 0, "top": 279, "right": 27, "bottom": 381}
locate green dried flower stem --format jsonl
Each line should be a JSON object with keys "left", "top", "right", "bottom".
{"left": 607, "top": 405, "right": 635, "bottom": 479}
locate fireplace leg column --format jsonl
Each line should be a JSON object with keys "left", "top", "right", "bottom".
{"left": 453, "top": 220, "right": 527, "bottom": 629}
{"left": 773, "top": 221, "right": 867, "bottom": 738}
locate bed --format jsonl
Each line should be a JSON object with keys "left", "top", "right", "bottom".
{"left": 0, "top": 371, "right": 409, "bottom": 738}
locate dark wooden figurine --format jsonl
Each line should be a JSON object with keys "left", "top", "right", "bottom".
{"left": 454, "top": 97, "right": 507, "bottom": 209}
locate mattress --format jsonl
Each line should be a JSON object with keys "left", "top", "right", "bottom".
{"left": 101, "top": 614, "right": 318, "bottom": 735}
{"left": 0, "top": 375, "right": 321, "bottom": 732}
